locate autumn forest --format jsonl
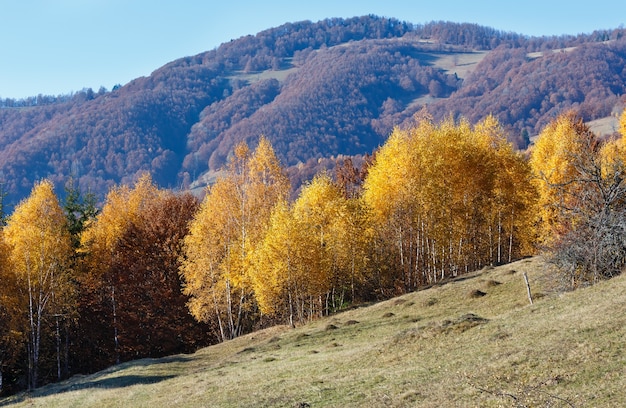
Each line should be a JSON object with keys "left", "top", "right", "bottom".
{"left": 2, "top": 15, "right": 626, "bottom": 397}
{"left": 2, "top": 109, "right": 626, "bottom": 395}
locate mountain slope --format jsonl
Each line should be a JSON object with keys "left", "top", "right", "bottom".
{"left": 2, "top": 256, "right": 625, "bottom": 407}
{"left": 186, "top": 39, "right": 461, "bottom": 175}
{"left": 427, "top": 40, "right": 626, "bottom": 143}
{"left": 0, "top": 17, "right": 625, "bottom": 207}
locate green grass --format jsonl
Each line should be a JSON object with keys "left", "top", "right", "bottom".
{"left": 3, "top": 256, "right": 625, "bottom": 407}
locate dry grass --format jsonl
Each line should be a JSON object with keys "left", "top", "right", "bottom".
{"left": 433, "top": 50, "right": 489, "bottom": 79}
{"left": 407, "top": 50, "right": 489, "bottom": 109}
{"left": 226, "top": 66, "right": 299, "bottom": 85}
{"left": 3, "top": 256, "right": 626, "bottom": 407}
{"left": 587, "top": 115, "right": 620, "bottom": 137}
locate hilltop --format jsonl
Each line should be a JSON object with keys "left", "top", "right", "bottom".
{"left": 2, "top": 256, "right": 625, "bottom": 407}
{"left": 0, "top": 17, "right": 625, "bottom": 206}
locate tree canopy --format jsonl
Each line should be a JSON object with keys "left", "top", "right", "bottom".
{"left": 4, "top": 110, "right": 626, "bottom": 396}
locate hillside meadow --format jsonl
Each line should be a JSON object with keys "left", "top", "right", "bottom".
{"left": 2, "top": 256, "right": 624, "bottom": 407}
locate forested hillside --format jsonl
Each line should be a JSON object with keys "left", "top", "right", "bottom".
{"left": 427, "top": 41, "right": 626, "bottom": 141}
{"left": 0, "top": 16, "right": 625, "bottom": 207}
{"left": 3, "top": 110, "right": 626, "bottom": 397}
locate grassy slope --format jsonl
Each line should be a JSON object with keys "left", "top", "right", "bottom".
{"left": 3, "top": 256, "right": 625, "bottom": 407}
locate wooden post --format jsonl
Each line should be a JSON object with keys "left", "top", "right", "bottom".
{"left": 523, "top": 272, "right": 533, "bottom": 305}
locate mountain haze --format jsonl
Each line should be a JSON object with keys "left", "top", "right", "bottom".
{"left": 0, "top": 16, "right": 625, "bottom": 205}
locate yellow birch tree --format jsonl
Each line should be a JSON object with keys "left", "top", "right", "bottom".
{"left": 252, "top": 174, "right": 370, "bottom": 325}
{"left": 0, "top": 228, "right": 24, "bottom": 393}
{"left": 529, "top": 112, "right": 596, "bottom": 246}
{"left": 250, "top": 199, "right": 300, "bottom": 325}
{"left": 291, "top": 173, "right": 351, "bottom": 318}
{"left": 362, "top": 124, "right": 423, "bottom": 293}
{"left": 180, "top": 137, "right": 289, "bottom": 340}
{"left": 3, "top": 180, "right": 73, "bottom": 389}
{"left": 364, "top": 116, "right": 536, "bottom": 294}
{"left": 530, "top": 112, "right": 626, "bottom": 284}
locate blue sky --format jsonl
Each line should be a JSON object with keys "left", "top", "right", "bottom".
{"left": 1, "top": 0, "right": 624, "bottom": 99}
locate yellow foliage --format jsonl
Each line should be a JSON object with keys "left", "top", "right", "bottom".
{"left": 4, "top": 180, "right": 73, "bottom": 287}
{"left": 246, "top": 136, "right": 290, "bottom": 242}
{"left": 181, "top": 178, "right": 237, "bottom": 321}
{"left": 529, "top": 112, "right": 595, "bottom": 244}
{"left": 600, "top": 138, "right": 626, "bottom": 177}
{"left": 80, "top": 173, "right": 163, "bottom": 272}
{"left": 0, "top": 227, "right": 22, "bottom": 315}
{"left": 180, "top": 138, "right": 289, "bottom": 338}
{"left": 0, "top": 227, "right": 26, "bottom": 373}
{"left": 619, "top": 109, "right": 626, "bottom": 143}
{"left": 249, "top": 200, "right": 295, "bottom": 316}
{"left": 292, "top": 173, "right": 348, "bottom": 297}
{"left": 251, "top": 169, "right": 373, "bottom": 323}
{"left": 362, "top": 126, "right": 417, "bottom": 223}
{"left": 3, "top": 180, "right": 74, "bottom": 386}
{"left": 363, "top": 116, "right": 536, "bottom": 288}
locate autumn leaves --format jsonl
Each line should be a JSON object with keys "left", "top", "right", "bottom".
{"left": 362, "top": 115, "right": 536, "bottom": 291}
{"left": 1, "top": 181, "right": 72, "bottom": 390}
{"left": 531, "top": 112, "right": 626, "bottom": 284}
{"left": 179, "top": 117, "right": 539, "bottom": 334}
{"left": 180, "top": 111, "right": 626, "bottom": 336}
{"left": 3, "top": 110, "right": 626, "bottom": 392}
{"left": 181, "top": 138, "right": 290, "bottom": 340}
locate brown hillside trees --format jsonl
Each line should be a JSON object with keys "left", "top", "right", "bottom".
{"left": 107, "top": 192, "right": 210, "bottom": 361}
{"left": 77, "top": 174, "right": 164, "bottom": 367}
{"left": 74, "top": 174, "right": 211, "bottom": 372}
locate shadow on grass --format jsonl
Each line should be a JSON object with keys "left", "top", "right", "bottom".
{"left": 124, "top": 355, "right": 194, "bottom": 367}
{"left": 1, "top": 375, "right": 176, "bottom": 406}
{"left": 0, "top": 356, "right": 193, "bottom": 406}
{"left": 50, "top": 374, "right": 175, "bottom": 393}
